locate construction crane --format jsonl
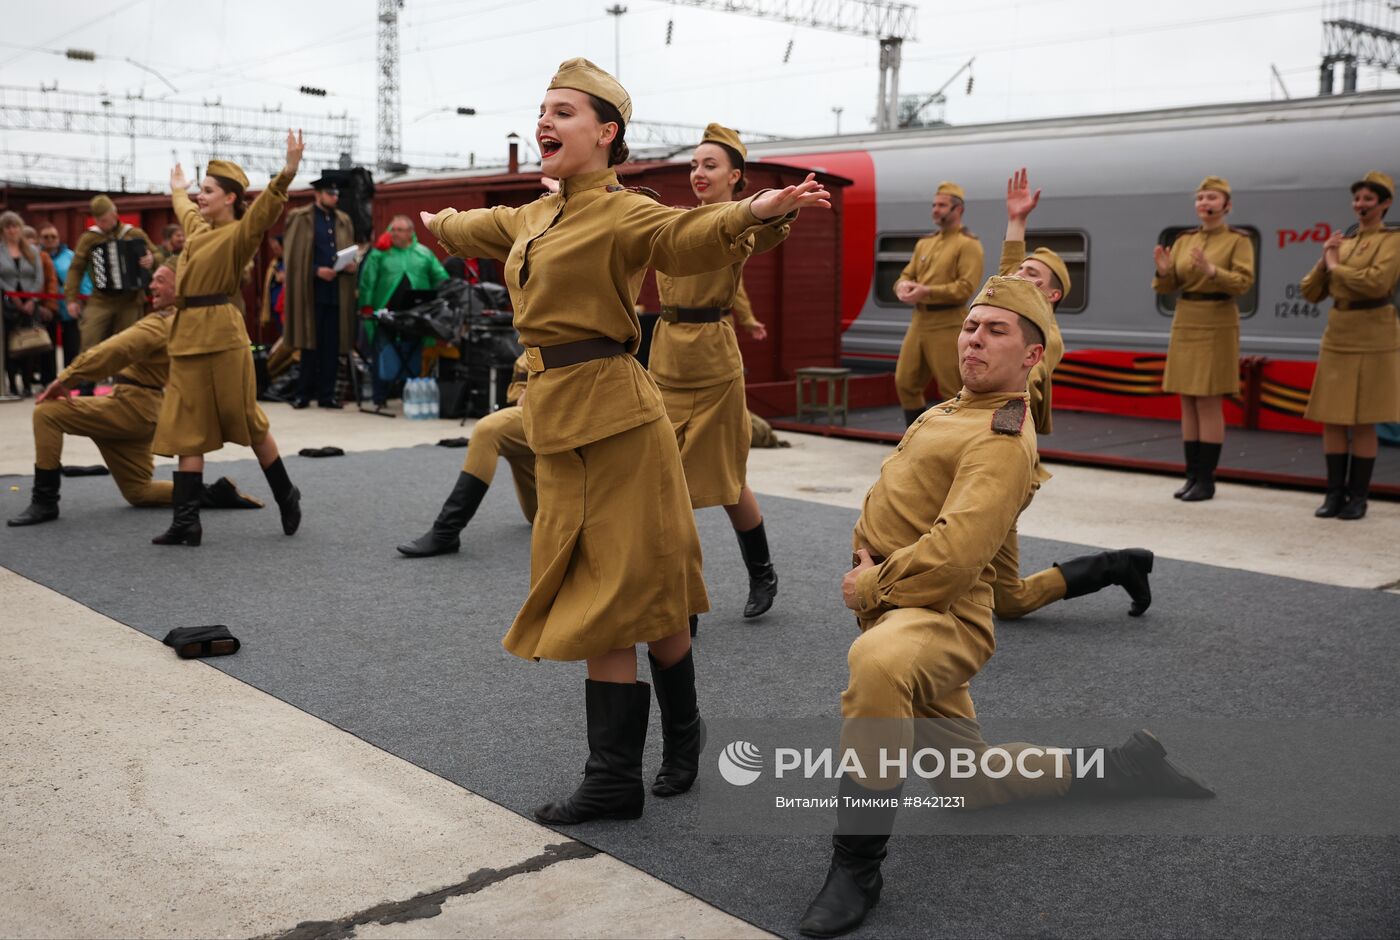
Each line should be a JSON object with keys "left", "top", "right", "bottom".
{"left": 663, "top": 0, "right": 918, "bottom": 132}
{"left": 898, "top": 57, "right": 973, "bottom": 128}
{"left": 378, "top": 0, "right": 405, "bottom": 173}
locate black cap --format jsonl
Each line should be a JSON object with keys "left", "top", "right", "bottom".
{"left": 310, "top": 174, "right": 340, "bottom": 192}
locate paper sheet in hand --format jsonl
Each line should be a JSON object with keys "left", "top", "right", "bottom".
{"left": 333, "top": 245, "right": 358, "bottom": 272}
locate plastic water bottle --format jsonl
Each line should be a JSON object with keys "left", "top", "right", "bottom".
{"left": 426, "top": 377, "right": 439, "bottom": 420}
{"left": 413, "top": 378, "right": 427, "bottom": 420}
{"left": 405, "top": 378, "right": 420, "bottom": 419}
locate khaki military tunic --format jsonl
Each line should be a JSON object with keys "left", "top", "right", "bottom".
{"left": 463, "top": 354, "right": 537, "bottom": 522}
{"left": 988, "top": 240, "right": 1070, "bottom": 619}
{"left": 34, "top": 313, "right": 174, "bottom": 506}
{"left": 1153, "top": 227, "right": 1255, "bottom": 397}
{"left": 65, "top": 224, "right": 155, "bottom": 353}
{"left": 428, "top": 167, "right": 785, "bottom": 662}
{"left": 653, "top": 217, "right": 788, "bottom": 508}
{"left": 151, "top": 168, "right": 293, "bottom": 456}
{"left": 841, "top": 389, "right": 1071, "bottom": 805}
{"left": 893, "top": 226, "right": 984, "bottom": 410}
{"left": 1301, "top": 228, "right": 1400, "bottom": 425}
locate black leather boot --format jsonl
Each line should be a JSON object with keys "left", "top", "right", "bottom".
{"left": 1066, "top": 729, "right": 1214, "bottom": 799}
{"left": 799, "top": 777, "right": 903, "bottom": 938}
{"left": 7, "top": 466, "right": 61, "bottom": 526}
{"left": 201, "top": 476, "right": 264, "bottom": 510}
{"left": 261, "top": 457, "right": 301, "bottom": 535}
{"left": 649, "top": 650, "right": 706, "bottom": 797}
{"left": 535, "top": 680, "right": 649, "bottom": 825}
{"left": 152, "top": 471, "right": 203, "bottom": 546}
{"left": 902, "top": 408, "right": 923, "bottom": 427}
{"left": 1180, "top": 442, "right": 1220, "bottom": 501}
{"left": 1057, "top": 548, "right": 1154, "bottom": 617}
{"left": 1314, "top": 452, "right": 1350, "bottom": 518}
{"left": 1338, "top": 455, "right": 1374, "bottom": 521}
{"left": 735, "top": 519, "right": 778, "bottom": 618}
{"left": 689, "top": 614, "right": 698, "bottom": 637}
{"left": 398, "top": 472, "right": 490, "bottom": 557}
{"left": 1173, "top": 440, "right": 1200, "bottom": 498}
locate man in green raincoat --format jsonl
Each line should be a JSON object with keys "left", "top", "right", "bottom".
{"left": 358, "top": 214, "right": 450, "bottom": 406}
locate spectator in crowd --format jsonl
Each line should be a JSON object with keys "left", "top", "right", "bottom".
{"left": 152, "top": 223, "right": 185, "bottom": 267}
{"left": 1, "top": 211, "right": 59, "bottom": 397}
{"left": 38, "top": 224, "right": 79, "bottom": 370}
{"left": 283, "top": 175, "right": 357, "bottom": 409}
{"left": 259, "top": 234, "right": 286, "bottom": 337}
{"left": 358, "top": 215, "right": 449, "bottom": 407}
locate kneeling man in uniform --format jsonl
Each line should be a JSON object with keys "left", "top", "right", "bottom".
{"left": 798, "top": 276, "right": 1213, "bottom": 938}
{"left": 9, "top": 263, "right": 260, "bottom": 527}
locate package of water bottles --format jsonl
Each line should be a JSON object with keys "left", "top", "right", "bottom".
{"left": 404, "top": 377, "right": 440, "bottom": 420}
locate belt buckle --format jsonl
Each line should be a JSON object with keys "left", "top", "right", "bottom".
{"left": 523, "top": 347, "right": 546, "bottom": 374}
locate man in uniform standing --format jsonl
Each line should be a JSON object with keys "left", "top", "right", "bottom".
{"left": 283, "top": 175, "right": 357, "bottom": 409}
{"left": 991, "top": 169, "right": 1154, "bottom": 621}
{"left": 892, "top": 181, "right": 984, "bottom": 426}
{"left": 797, "top": 276, "right": 1211, "bottom": 939}
{"left": 64, "top": 194, "right": 155, "bottom": 355}
{"left": 8, "top": 263, "right": 260, "bottom": 527}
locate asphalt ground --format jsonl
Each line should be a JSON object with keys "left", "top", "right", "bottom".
{"left": 3, "top": 443, "right": 1398, "bottom": 938}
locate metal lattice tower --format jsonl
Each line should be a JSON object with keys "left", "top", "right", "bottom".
{"left": 663, "top": 0, "right": 917, "bottom": 131}
{"left": 1320, "top": 0, "right": 1400, "bottom": 94}
{"left": 378, "top": 0, "right": 405, "bottom": 172}
{"left": 0, "top": 84, "right": 358, "bottom": 189}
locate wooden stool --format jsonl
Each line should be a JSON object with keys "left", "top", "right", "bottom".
{"left": 795, "top": 366, "right": 851, "bottom": 426}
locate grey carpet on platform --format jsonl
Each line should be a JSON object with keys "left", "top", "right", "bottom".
{"left": 2, "top": 445, "right": 1398, "bottom": 938}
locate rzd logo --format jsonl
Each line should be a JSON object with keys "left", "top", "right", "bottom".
{"left": 718, "top": 740, "right": 764, "bottom": 786}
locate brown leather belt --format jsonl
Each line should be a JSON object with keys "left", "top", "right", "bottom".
{"left": 179, "top": 293, "right": 233, "bottom": 309}
{"left": 915, "top": 303, "right": 963, "bottom": 314}
{"left": 113, "top": 375, "right": 163, "bottom": 392}
{"left": 660, "top": 305, "right": 728, "bottom": 323}
{"left": 1335, "top": 297, "right": 1394, "bottom": 311}
{"left": 538, "top": 337, "right": 627, "bottom": 370}
{"left": 1181, "top": 292, "right": 1231, "bottom": 301}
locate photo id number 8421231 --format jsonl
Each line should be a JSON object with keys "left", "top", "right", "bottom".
{"left": 903, "top": 795, "right": 965, "bottom": 809}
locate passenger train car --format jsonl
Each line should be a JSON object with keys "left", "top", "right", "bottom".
{"left": 747, "top": 92, "right": 1400, "bottom": 429}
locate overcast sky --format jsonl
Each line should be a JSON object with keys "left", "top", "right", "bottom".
{"left": 2, "top": 0, "right": 1394, "bottom": 190}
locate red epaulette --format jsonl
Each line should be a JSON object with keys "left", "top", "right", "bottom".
{"left": 991, "top": 398, "right": 1028, "bottom": 435}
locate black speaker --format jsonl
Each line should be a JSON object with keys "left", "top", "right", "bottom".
{"left": 313, "top": 166, "right": 376, "bottom": 242}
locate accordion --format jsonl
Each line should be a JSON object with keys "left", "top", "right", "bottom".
{"left": 89, "top": 236, "right": 151, "bottom": 295}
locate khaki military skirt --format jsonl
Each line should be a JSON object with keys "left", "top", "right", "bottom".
{"left": 1304, "top": 304, "right": 1400, "bottom": 426}
{"left": 502, "top": 415, "right": 710, "bottom": 662}
{"left": 152, "top": 347, "right": 269, "bottom": 456}
{"left": 1161, "top": 299, "right": 1241, "bottom": 397}
{"left": 660, "top": 376, "right": 750, "bottom": 509}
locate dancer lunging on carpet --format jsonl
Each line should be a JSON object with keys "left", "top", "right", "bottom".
{"left": 397, "top": 352, "right": 538, "bottom": 556}
{"left": 150, "top": 132, "right": 305, "bottom": 546}
{"left": 424, "top": 58, "right": 828, "bottom": 825}
{"left": 651, "top": 123, "right": 788, "bottom": 628}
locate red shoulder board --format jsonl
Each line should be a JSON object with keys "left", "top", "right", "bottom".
{"left": 991, "top": 398, "right": 1027, "bottom": 435}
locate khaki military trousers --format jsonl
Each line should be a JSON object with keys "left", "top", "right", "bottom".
{"left": 840, "top": 599, "right": 1072, "bottom": 806}
{"left": 894, "top": 311, "right": 963, "bottom": 410}
{"left": 991, "top": 525, "right": 1068, "bottom": 620}
{"left": 78, "top": 294, "right": 145, "bottom": 353}
{"left": 32, "top": 386, "right": 172, "bottom": 506}
{"left": 464, "top": 406, "right": 538, "bottom": 523}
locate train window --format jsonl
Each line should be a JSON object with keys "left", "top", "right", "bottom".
{"left": 873, "top": 235, "right": 923, "bottom": 306}
{"left": 1023, "top": 230, "right": 1088, "bottom": 314}
{"left": 1155, "top": 226, "right": 1261, "bottom": 319}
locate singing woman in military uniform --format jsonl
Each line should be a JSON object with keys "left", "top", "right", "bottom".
{"left": 1300, "top": 170, "right": 1399, "bottom": 521}
{"left": 651, "top": 123, "right": 789, "bottom": 625}
{"left": 423, "top": 58, "right": 828, "bottom": 827}
{"left": 149, "top": 132, "right": 306, "bottom": 546}
{"left": 1152, "top": 176, "right": 1255, "bottom": 502}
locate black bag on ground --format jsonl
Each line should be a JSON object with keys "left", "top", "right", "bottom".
{"left": 162, "top": 625, "right": 240, "bottom": 659}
